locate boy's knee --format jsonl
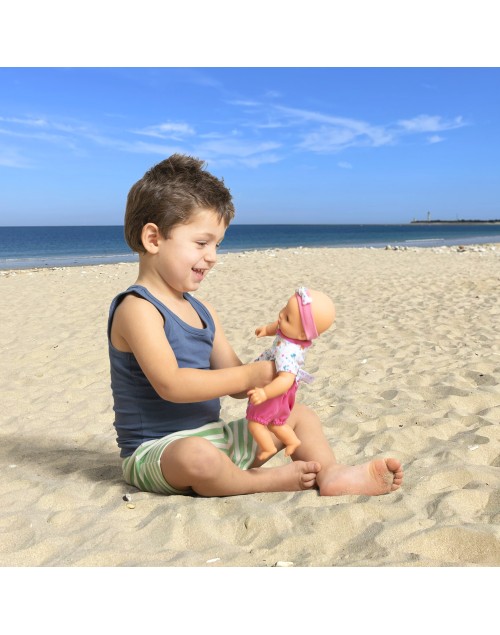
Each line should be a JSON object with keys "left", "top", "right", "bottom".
{"left": 168, "top": 436, "right": 223, "bottom": 481}
{"left": 293, "top": 402, "right": 311, "bottom": 416}
{"left": 290, "top": 401, "right": 321, "bottom": 426}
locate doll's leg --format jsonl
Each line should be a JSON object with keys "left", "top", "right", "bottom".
{"left": 268, "top": 423, "right": 302, "bottom": 457}
{"left": 247, "top": 420, "right": 278, "bottom": 461}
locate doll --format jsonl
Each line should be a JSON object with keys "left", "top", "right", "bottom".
{"left": 246, "top": 287, "right": 335, "bottom": 461}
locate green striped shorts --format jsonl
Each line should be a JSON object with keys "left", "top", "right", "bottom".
{"left": 121, "top": 418, "right": 257, "bottom": 495}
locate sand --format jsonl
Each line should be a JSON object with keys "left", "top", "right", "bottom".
{"left": 0, "top": 244, "right": 499, "bottom": 568}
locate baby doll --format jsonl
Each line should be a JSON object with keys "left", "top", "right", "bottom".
{"left": 246, "top": 287, "right": 335, "bottom": 461}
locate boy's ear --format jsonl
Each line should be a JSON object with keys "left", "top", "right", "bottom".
{"left": 141, "top": 223, "right": 161, "bottom": 254}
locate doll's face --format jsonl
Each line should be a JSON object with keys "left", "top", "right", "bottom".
{"left": 278, "top": 295, "right": 306, "bottom": 340}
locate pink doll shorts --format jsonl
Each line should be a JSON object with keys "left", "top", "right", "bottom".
{"left": 246, "top": 382, "right": 299, "bottom": 426}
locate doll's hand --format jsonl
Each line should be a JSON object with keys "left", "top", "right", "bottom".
{"left": 247, "top": 387, "right": 268, "bottom": 405}
{"left": 255, "top": 326, "right": 267, "bottom": 338}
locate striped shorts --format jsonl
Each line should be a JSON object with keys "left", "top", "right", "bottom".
{"left": 121, "top": 419, "right": 258, "bottom": 495}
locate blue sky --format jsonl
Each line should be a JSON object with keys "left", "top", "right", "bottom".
{"left": 1, "top": 67, "right": 499, "bottom": 225}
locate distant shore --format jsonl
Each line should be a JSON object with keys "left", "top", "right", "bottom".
{"left": 411, "top": 220, "right": 500, "bottom": 225}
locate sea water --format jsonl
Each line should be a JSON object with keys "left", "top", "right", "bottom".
{"left": 1, "top": 224, "right": 500, "bottom": 270}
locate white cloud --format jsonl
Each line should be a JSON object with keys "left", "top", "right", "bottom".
{"left": 301, "top": 126, "right": 358, "bottom": 152}
{"left": 0, "top": 115, "right": 47, "bottom": 127}
{"left": 274, "top": 105, "right": 395, "bottom": 151}
{"left": 397, "top": 114, "right": 465, "bottom": 132}
{"left": 264, "top": 90, "right": 281, "bottom": 99}
{"left": 197, "top": 138, "right": 281, "bottom": 159}
{"left": 267, "top": 105, "right": 465, "bottom": 154}
{"left": 0, "top": 126, "right": 80, "bottom": 150}
{"left": 185, "top": 71, "right": 223, "bottom": 89}
{"left": 297, "top": 119, "right": 393, "bottom": 152}
{"left": 0, "top": 147, "right": 32, "bottom": 168}
{"left": 0, "top": 116, "right": 89, "bottom": 135}
{"left": 87, "top": 133, "right": 183, "bottom": 156}
{"left": 0, "top": 98, "right": 468, "bottom": 172}
{"left": 126, "top": 141, "right": 184, "bottom": 155}
{"left": 277, "top": 105, "right": 363, "bottom": 128}
{"left": 227, "top": 99, "right": 262, "bottom": 107}
{"left": 239, "top": 153, "right": 282, "bottom": 168}
{"left": 133, "top": 122, "right": 195, "bottom": 140}
{"left": 252, "top": 121, "right": 285, "bottom": 130}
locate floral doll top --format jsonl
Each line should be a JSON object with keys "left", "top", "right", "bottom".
{"left": 255, "top": 329, "right": 315, "bottom": 385}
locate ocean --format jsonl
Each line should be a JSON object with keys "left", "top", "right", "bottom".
{"left": 1, "top": 223, "right": 500, "bottom": 270}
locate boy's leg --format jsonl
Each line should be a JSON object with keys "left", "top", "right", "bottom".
{"left": 160, "top": 436, "right": 320, "bottom": 497}
{"left": 247, "top": 420, "right": 278, "bottom": 461}
{"left": 268, "top": 423, "right": 301, "bottom": 457}
{"left": 270, "top": 402, "right": 404, "bottom": 496}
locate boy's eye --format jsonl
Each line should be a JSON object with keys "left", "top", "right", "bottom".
{"left": 196, "top": 240, "right": 222, "bottom": 248}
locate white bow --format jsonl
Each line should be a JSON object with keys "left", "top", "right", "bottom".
{"left": 296, "top": 286, "right": 312, "bottom": 305}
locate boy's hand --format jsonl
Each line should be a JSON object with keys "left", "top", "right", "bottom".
{"left": 247, "top": 387, "right": 268, "bottom": 405}
{"left": 255, "top": 326, "right": 267, "bottom": 338}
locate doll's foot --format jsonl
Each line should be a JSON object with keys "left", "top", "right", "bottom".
{"left": 257, "top": 447, "right": 278, "bottom": 461}
{"left": 317, "top": 458, "right": 403, "bottom": 496}
{"left": 284, "top": 440, "right": 302, "bottom": 457}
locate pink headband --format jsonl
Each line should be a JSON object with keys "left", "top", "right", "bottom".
{"left": 296, "top": 287, "right": 318, "bottom": 340}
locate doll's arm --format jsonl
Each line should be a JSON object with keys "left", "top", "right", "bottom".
{"left": 255, "top": 320, "right": 279, "bottom": 338}
{"left": 247, "top": 371, "right": 296, "bottom": 405}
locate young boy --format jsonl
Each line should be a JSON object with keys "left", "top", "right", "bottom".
{"left": 108, "top": 154, "right": 404, "bottom": 497}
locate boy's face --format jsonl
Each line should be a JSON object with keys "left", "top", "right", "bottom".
{"left": 277, "top": 295, "right": 306, "bottom": 340}
{"left": 158, "top": 208, "right": 226, "bottom": 294}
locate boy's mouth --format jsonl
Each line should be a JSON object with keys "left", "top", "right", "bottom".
{"left": 192, "top": 267, "right": 207, "bottom": 280}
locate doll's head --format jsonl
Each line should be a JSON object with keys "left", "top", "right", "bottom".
{"left": 278, "top": 287, "right": 335, "bottom": 341}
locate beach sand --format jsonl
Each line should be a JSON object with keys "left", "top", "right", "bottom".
{"left": 1, "top": 244, "right": 499, "bottom": 568}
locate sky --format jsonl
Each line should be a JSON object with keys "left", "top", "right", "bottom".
{"left": 1, "top": 67, "right": 499, "bottom": 226}
{"left": 1, "top": 10, "right": 499, "bottom": 227}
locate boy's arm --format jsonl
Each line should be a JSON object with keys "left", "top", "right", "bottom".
{"left": 204, "top": 299, "right": 244, "bottom": 370}
{"left": 113, "top": 294, "right": 274, "bottom": 403}
{"left": 247, "top": 371, "right": 296, "bottom": 405}
{"left": 204, "top": 299, "right": 276, "bottom": 398}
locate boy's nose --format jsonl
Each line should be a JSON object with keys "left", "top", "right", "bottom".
{"left": 204, "top": 245, "right": 217, "bottom": 263}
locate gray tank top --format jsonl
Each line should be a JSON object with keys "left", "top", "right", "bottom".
{"left": 108, "top": 285, "right": 220, "bottom": 457}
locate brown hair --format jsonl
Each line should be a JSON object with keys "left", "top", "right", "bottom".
{"left": 124, "top": 154, "right": 235, "bottom": 253}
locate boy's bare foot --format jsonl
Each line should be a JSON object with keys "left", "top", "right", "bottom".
{"left": 317, "top": 458, "right": 403, "bottom": 496}
{"left": 255, "top": 460, "right": 321, "bottom": 492}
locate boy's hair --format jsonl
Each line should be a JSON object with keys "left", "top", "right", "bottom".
{"left": 124, "top": 154, "right": 235, "bottom": 253}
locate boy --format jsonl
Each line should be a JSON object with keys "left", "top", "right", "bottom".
{"left": 108, "top": 154, "right": 404, "bottom": 497}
